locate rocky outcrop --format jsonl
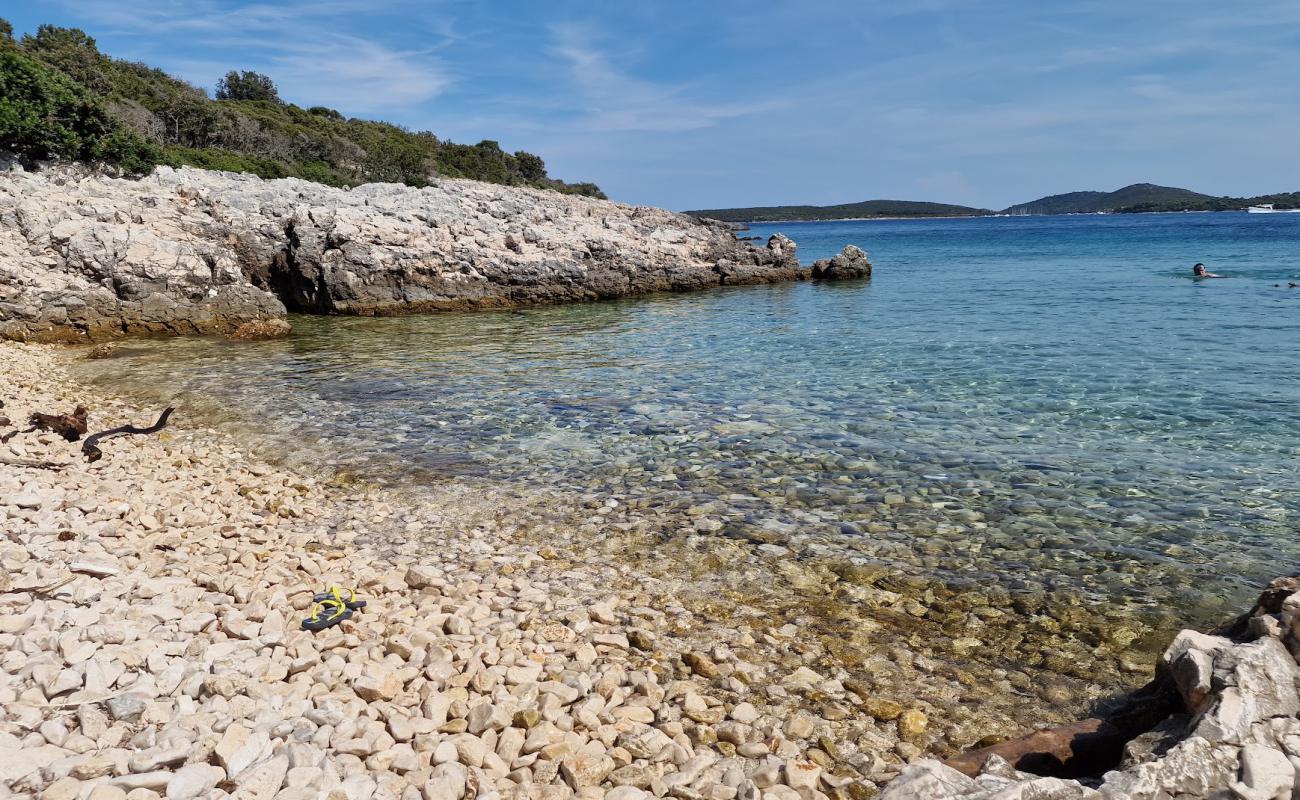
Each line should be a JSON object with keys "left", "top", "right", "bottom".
{"left": 880, "top": 576, "right": 1300, "bottom": 799}
{"left": 810, "top": 245, "right": 871, "bottom": 280}
{"left": 0, "top": 164, "right": 815, "bottom": 342}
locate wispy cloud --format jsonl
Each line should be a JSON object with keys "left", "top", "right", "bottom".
{"left": 53, "top": 0, "right": 450, "bottom": 111}
{"left": 546, "top": 23, "right": 780, "bottom": 133}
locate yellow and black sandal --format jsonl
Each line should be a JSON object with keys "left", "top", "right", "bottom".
{"left": 311, "top": 586, "right": 367, "bottom": 611}
{"left": 301, "top": 597, "right": 354, "bottom": 631}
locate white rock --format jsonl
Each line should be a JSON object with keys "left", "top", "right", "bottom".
{"left": 1232, "top": 745, "right": 1294, "bottom": 800}
{"left": 216, "top": 724, "right": 271, "bottom": 780}
{"left": 230, "top": 755, "right": 289, "bottom": 800}
{"left": 423, "top": 762, "right": 467, "bottom": 800}
{"left": 165, "top": 765, "right": 226, "bottom": 800}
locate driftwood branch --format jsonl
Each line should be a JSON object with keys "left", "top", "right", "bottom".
{"left": 30, "top": 406, "right": 89, "bottom": 441}
{"left": 0, "top": 456, "right": 69, "bottom": 471}
{"left": 82, "top": 407, "right": 175, "bottom": 462}
{"left": 0, "top": 575, "right": 75, "bottom": 596}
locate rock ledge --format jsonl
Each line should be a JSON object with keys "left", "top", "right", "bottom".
{"left": 0, "top": 164, "right": 827, "bottom": 342}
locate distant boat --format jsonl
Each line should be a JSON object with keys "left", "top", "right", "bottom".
{"left": 1247, "top": 204, "right": 1300, "bottom": 214}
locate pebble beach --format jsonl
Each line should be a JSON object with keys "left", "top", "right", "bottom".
{"left": 1, "top": 340, "right": 955, "bottom": 800}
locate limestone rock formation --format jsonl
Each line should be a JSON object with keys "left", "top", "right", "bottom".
{"left": 0, "top": 164, "right": 812, "bottom": 342}
{"left": 880, "top": 575, "right": 1300, "bottom": 799}
{"left": 810, "top": 244, "right": 871, "bottom": 280}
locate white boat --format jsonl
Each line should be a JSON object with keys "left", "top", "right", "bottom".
{"left": 1247, "top": 204, "right": 1300, "bottom": 214}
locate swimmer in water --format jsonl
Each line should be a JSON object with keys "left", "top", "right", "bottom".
{"left": 1192, "top": 263, "right": 1224, "bottom": 279}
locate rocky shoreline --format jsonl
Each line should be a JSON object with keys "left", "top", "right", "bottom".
{"left": 884, "top": 577, "right": 1300, "bottom": 799}
{"left": 0, "top": 163, "right": 869, "bottom": 343}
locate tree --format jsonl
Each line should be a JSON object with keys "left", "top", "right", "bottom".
{"left": 215, "top": 70, "right": 280, "bottom": 103}
{"left": 0, "top": 18, "right": 14, "bottom": 43}
{"left": 19, "top": 25, "right": 108, "bottom": 92}
{"left": 514, "top": 150, "right": 546, "bottom": 183}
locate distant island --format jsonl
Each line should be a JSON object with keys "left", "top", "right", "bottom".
{"left": 688, "top": 183, "right": 1300, "bottom": 222}
{"left": 684, "top": 199, "right": 992, "bottom": 223}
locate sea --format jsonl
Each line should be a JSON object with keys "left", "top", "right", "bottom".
{"left": 75, "top": 210, "right": 1300, "bottom": 683}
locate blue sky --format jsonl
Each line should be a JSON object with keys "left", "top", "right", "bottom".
{"left": 6, "top": 1, "right": 1300, "bottom": 210}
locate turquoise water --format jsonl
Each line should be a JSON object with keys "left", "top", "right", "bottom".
{"left": 77, "top": 212, "right": 1300, "bottom": 637}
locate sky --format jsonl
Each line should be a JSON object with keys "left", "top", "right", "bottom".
{"left": 5, "top": 1, "right": 1300, "bottom": 210}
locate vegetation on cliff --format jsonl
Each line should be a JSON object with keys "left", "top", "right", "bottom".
{"left": 0, "top": 19, "right": 604, "bottom": 197}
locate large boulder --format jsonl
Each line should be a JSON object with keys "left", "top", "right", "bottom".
{"left": 810, "top": 244, "right": 871, "bottom": 279}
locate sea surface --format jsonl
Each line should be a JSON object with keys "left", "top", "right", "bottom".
{"left": 77, "top": 211, "right": 1300, "bottom": 651}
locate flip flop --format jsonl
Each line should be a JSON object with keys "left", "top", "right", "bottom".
{"left": 312, "top": 586, "right": 367, "bottom": 611}
{"left": 301, "top": 598, "right": 354, "bottom": 631}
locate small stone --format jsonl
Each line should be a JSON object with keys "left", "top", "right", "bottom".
{"left": 87, "top": 343, "right": 119, "bottom": 360}
{"left": 71, "top": 559, "right": 121, "bottom": 577}
{"left": 1232, "top": 744, "right": 1294, "bottom": 800}
{"left": 898, "top": 709, "right": 928, "bottom": 742}
{"left": 166, "top": 765, "right": 226, "bottom": 800}
{"left": 216, "top": 724, "right": 270, "bottom": 780}
{"left": 864, "top": 699, "right": 903, "bottom": 721}
{"left": 88, "top": 786, "right": 128, "bottom": 800}
{"left": 784, "top": 759, "right": 821, "bottom": 792}
{"left": 560, "top": 753, "right": 616, "bottom": 789}
{"left": 129, "top": 745, "right": 190, "bottom": 773}
{"left": 730, "top": 702, "right": 760, "bottom": 724}
{"left": 230, "top": 755, "right": 288, "bottom": 800}
{"left": 424, "top": 763, "right": 467, "bottom": 800}
{"left": 106, "top": 694, "right": 147, "bottom": 722}
{"left": 628, "top": 630, "right": 656, "bottom": 651}
{"left": 404, "top": 565, "right": 440, "bottom": 590}
{"left": 354, "top": 670, "right": 402, "bottom": 702}
{"left": 783, "top": 715, "right": 815, "bottom": 739}
{"left": 42, "top": 777, "right": 82, "bottom": 800}
{"left": 71, "top": 755, "right": 118, "bottom": 780}
{"left": 42, "top": 669, "right": 83, "bottom": 698}
{"left": 683, "top": 652, "right": 719, "bottom": 678}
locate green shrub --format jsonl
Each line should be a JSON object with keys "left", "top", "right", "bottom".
{"left": 90, "top": 128, "right": 160, "bottom": 174}
{"left": 0, "top": 50, "right": 113, "bottom": 161}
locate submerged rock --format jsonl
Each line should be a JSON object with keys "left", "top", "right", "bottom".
{"left": 229, "top": 318, "right": 292, "bottom": 340}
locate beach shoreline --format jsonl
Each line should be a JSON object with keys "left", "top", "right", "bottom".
{"left": 9, "top": 340, "right": 1300, "bottom": 798}
{"left": 0, "top": 338, "right": 1153, "bottom": 799}
{"left": 3, "top": 340, "right": 936, "bottom": 799}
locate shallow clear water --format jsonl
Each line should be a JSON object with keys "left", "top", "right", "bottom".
{"left": 77, "top": 212, "right": 1300, "bottom": 635}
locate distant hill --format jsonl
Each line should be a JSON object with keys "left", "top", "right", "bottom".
{"left": 689, "top": 183, "right": 1300, "bottom": 223}
{"left": 1002, "top": 183, "right": 1211, "bottom": 215}
{"left": 684, "top": 199, "right": 990, "bottom": 223}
